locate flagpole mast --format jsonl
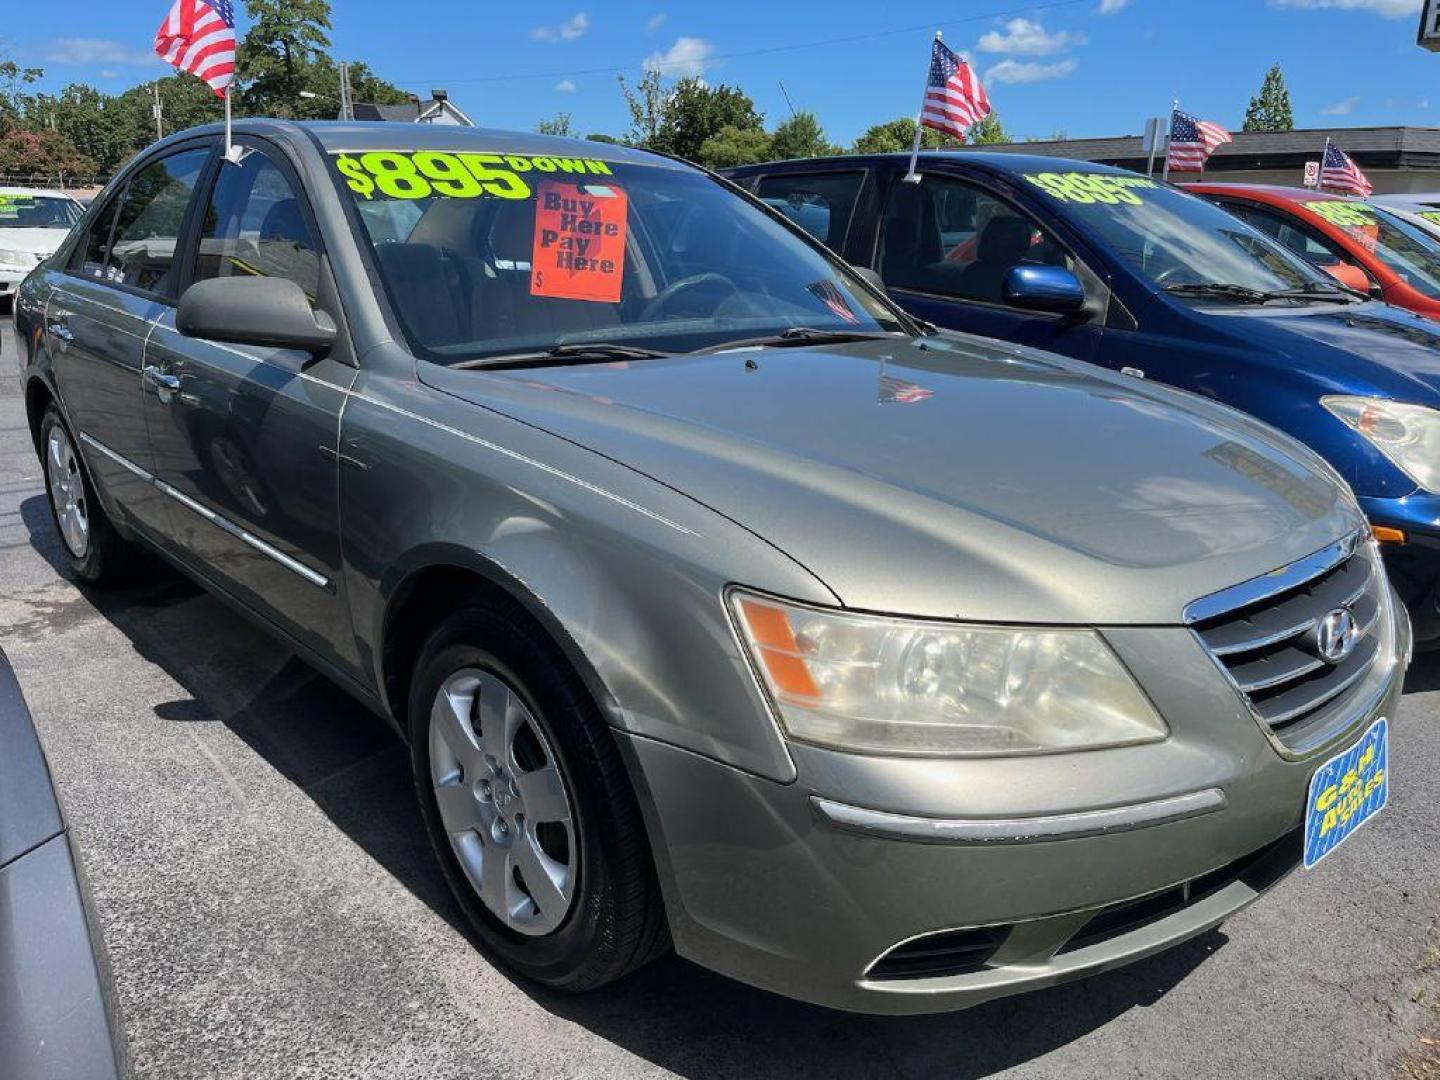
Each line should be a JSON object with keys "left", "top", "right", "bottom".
{"left": 1161, "top": 98, "right": 1178, "bottom": 182}
{"left": 1320, "top": 135, "right": 1332, "bottom": 193}
{"left": 903, "top": 30, "right": 941, "bottom": 184}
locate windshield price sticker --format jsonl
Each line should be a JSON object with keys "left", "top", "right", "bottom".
{"left": 0, "top": 194, "right": 33, "bottom": 218}
{"left": 331, "top": 151, "right": 613, "bottom": 202}
{"left": 1023, "top": 172, "right": 1159, "bottom": 206}
{"left": 1303, "top": 201, "right": 1376, "bottom": 229}
{"left": 1417, "top": 211, "right": 1440, "bottom": 228}
{"left": 531, "top": 180, "right": 628, "bottom": 304}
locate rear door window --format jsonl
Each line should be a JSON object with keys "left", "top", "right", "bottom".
{"left": 104, "top": 147, "right": 211, "bottom": 299}
{"left": 754, "top": 172, "right": 865, "bottom": 249}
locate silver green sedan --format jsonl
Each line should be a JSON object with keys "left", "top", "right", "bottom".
{"left": 11, "top": 120, "right": 1408, "bottom": 1014}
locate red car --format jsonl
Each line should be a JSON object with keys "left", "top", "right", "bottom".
{"left": 1186, "top": 182, "right": 1440, "bottom": 319}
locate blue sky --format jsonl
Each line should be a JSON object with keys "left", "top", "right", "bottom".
{"left": 9, "top": 0, "right": 1438, "bottom": 144}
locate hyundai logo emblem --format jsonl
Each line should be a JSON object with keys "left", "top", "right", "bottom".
{"left": 1315, "top": 607, "right": 1360, "bottom": 665}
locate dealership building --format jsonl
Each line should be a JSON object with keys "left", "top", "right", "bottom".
{"left": 974, "top": 126, "right": 1440, "bottom": 195}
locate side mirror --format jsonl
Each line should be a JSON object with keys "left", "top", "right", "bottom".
{"left": 850, "top": 264, "right": 888, "bottom": 294}
{"left": 1323, "top": 261, "right": 1378, "bottom": 299}
{"left": 1003, "top": 265, "right": 1088, "bottom": 316}
{"left": 177, "top": 276, "right": 336, "bottom": 355}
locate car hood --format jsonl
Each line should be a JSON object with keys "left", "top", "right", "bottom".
{"left": 0, "top": 227, "right": 68, "bottom": 257}
{"left": 1206, "top": 300, "right": 1440, "bottom": 397}
{"left": 424, "top": 334, "right": 1362, "bottom": 624}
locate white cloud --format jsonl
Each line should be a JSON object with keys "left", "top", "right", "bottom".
{"left": 646, "top": 13, "right": 667, "bottom": 32}
{"left": 1098, "top": 0, "right": 1131, "bottom": 11}
{"left": 1421, "top": 98, "right": 1432, "bottom": 109}
{"left": 985, "top": 58, "right": 1079, "bottom": 84}
{"left": 99, "top": 70, "right": 119, "bottom": 80}
{"left": 643, "top": 37, "right": 714, "bottom": 77}
{"left": 1272, "top": 0, "right": 1420, "bottom": 17}
{"left": 978, "top": 18, "right": 1085, "bottom": 55}
{"left": 531, "top": 13, "right": 590, "bottom": 42}
{"left": 555, "top": 78, "right": 577, "bottom": 92}
{"left": 44, "top": 37, "right": 158, "bottom": 66}
{"left": 1320, "top": 95, "right": 1361, "bottom": 115}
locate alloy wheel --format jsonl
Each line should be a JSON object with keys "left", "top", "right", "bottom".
{"left": 428, "top": 668, "right": 578, "bottom": 936}
{"left": 45, "top": 426, "right": 89, "bottom": 558}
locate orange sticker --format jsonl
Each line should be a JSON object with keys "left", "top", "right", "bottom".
{"left": 530, "top": 179, "right": 627, "bottom": 303}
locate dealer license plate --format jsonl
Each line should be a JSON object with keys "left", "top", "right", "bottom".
{"left": 1303, "top": 716, "right": 1388, "bottom": 869}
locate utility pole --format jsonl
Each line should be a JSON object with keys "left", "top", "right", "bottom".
{"left": 338, "top": 62, "right": 352, "bottom": 121}
{"left": 152, "top": 82, "right": 164, "bottom": 141}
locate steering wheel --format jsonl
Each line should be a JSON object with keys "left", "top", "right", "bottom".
{"left": 642, "top": 273, "right": 739, "bottom": 321}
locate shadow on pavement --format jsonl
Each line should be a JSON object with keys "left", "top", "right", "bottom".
{"left": 25, "top": 492, "right": 1251, "bottom": 1078}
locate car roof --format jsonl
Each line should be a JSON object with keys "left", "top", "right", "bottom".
{"left": 724, "top": 151, "right": 1139, "bottom": 178}
{"left": 154, "top": 119, "right": 689, "bottom": 171}
{"left": 1185, "top": 182, "right": 1355, "bottom": 203}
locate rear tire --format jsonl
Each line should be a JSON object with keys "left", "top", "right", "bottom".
{"left": 408, "top": 600, "right": 669, "bottom": 991}
{"left": 39, "top": 405, "right": 135, "bottom": 585}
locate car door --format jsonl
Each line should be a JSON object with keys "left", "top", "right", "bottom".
{"left": 141, "top": 138, "right": 361, "bottom": 672}
{"left": 47, "top": 143, "right": 214, "bottom": 542}
{"left": 868, "top": 167, "right": 1106, "bottom": 362}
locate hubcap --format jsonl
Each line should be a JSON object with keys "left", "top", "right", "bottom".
{"left": 45, "top": 427, "right": 89, "bottom": 558}
{"left": 428, "top": 669, "right": 577, "bottom": 936}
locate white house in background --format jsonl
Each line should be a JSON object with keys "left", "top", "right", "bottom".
{"left": 350, "top": 90, "right": 474, "bottom": 127}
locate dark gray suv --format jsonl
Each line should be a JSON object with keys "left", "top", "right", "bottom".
{"left": 12, "top": 121, "right": 1408, "bottom": 1014}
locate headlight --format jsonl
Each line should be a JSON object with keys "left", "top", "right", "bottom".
{"left": 0, "top": 248, "right": 36, "bottom": 269}
{"left": 1322, "top": 396, "right": 1440, "bottom": 493}
{"left": 729, "top": 591, "right": 1167, "bottom": 757}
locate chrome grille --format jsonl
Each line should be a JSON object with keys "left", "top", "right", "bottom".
{"left": 1186, "top": 532, "right": 1386, "bottom": 749}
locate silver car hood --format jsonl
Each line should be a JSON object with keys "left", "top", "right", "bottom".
{"left": 426, "top": 335, "right": 1363, "bottom": 624}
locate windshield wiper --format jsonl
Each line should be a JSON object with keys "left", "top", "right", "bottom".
{"left": 694, "top": 326, "right": 902, "bottom": 354}
{"left": 1162, "top": 282, "right": 1275, "bottom": 303}
{"left": 1265, "top": 281, "right": 1368, "bottom": 303}
{"left": 454, "top": 342, "right": 673, "bottom": 369}
{"left": 1163, "top": 281, "right": 1364, "bottom": 305}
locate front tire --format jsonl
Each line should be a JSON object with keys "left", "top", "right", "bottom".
{"left": 39, "top": 405, "right": 133, "bottom": 584}
{"left": 408, "top": 600, "right": 669, "bottom": 991}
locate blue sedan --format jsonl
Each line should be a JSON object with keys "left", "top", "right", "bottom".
{"left": 727, "top": 153, "right": 1440, "bottom": 642}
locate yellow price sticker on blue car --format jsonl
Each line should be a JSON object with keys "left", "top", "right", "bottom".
{"left": 1303, "top": 715, "right": 1387, "bottom": 868}
{"left": 1023, "top": 172, "right": 1159, "bottom": 206}
{"left": 331, "top": 150, "right": 614, "bottom": 202}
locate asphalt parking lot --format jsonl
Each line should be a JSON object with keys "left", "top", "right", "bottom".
{"left": 2, "top": 320, "right": 1439, "bottom": 1080}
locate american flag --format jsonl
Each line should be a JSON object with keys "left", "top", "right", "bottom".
{"left": 1321, "top": 142, "right": 1373, "bottom": 198}
{"left": 921, "top": 38, "right": 990, "bottom": 142}
{"left": 878, "top": 375, "right": 934, "bottom": 405}
{"left": 1166, "top": 109, "right": 1232, "bottom": 173}
{"left": 154, "top": 0, "right": 236, "bottom": 99}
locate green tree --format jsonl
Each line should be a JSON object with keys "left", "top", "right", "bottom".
{"left": 968, "top": 112, "right": 1012, "bottom": 145}
{"left": 654, "top": 79, "right": 762, "bottom": 163}
{"left": 770, "top": 111, "right": 835, "bottom": 160}
{"left": 238, "top": 0, "right": 333, "bottom": 116}
{"left": 0, "top": 58, "right": 43, "bottom": 132}
{"left": 586, "top": 132, "right": 621, "bottom": 144}
{"left": 537, "top": 112, "right": 577, "bottom": 137}
{"left": 618, "top": 69, "right": 666, "bottom": 147}
{"left": 697, "top": 125, "right": 774, "bottom": 169}
{"left": 852, "top": 117, "right": 956, "bottom": 155}
{"left": 1243, "top": 63, "right": 1293, "bottom": 133}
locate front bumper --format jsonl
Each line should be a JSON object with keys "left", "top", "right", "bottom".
{"left": 622, "top": 617, "right": 1407, "bottom": 1015}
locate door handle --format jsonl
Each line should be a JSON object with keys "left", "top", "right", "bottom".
{"left": 142, "top": 365, "right": 182, "bottom": 393}
{"left": 47, "top": 321, "right": 73, "bottom": 343}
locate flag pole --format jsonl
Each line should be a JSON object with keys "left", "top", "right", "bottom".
{"left": 1160, "top": 98, "right": 1178, "bottom": 182}
{"left": 903, "top": 30, "right": 941, "bottom": 184}
{"left": 1319, "top": 135, "right": 1332, "bottom": 192}
{"left": 222, "top": 89, "right": 242, "bottom": 164}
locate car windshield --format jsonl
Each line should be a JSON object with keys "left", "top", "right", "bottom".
{"left": 333, "top": 148, "right": 909, "bottom": 365}
{"left": 1018, "top": 170, "right": 1331, "bottom": 298}
{"left": 1302, "top": 200, "right": 1440, "bottom": 299}
{"left": 0, "top": 194, "right": 82, "bottom": 230}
